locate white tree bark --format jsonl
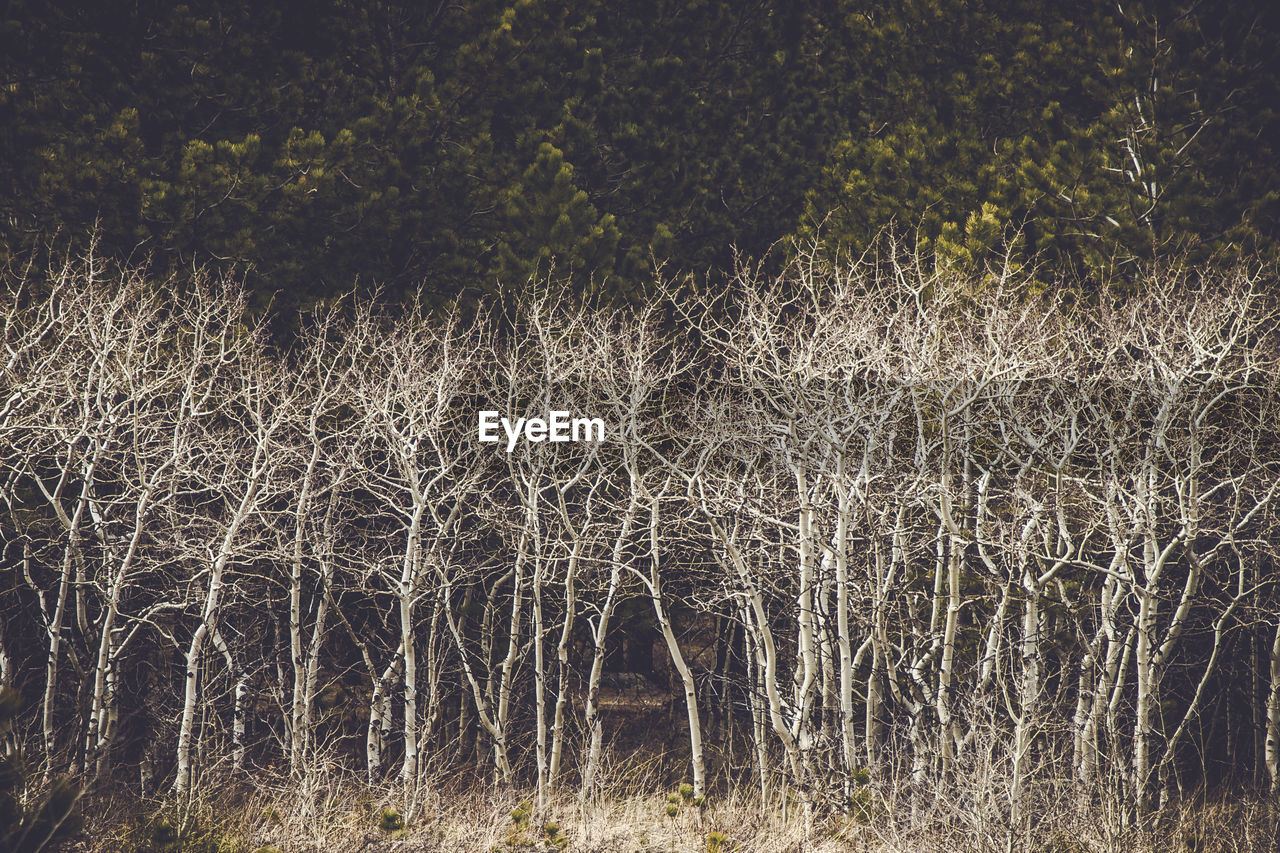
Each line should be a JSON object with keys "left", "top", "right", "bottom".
{"left": 643, "top": 487, "right": 706, "bottom": 799}
{"left": 1266, "top": 617, "right": 1280, "bottom": 796}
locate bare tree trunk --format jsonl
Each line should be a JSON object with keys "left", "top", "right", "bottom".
{"left": 1132, "top": 581, "right": 1157, "bottom": 811}
{"left": 399, "top": 505, "right": 425, "bottom": 783}
{"left": 531, "top": 510, "right": 550, "bottom": 815}
{"left": 423, "top": 591, "right": 443, "bottom": 754}
{"left": 438, "top": 566, "right": 513, "bottom": 782}
{"left": 210, "top": 627, "right": 247, "bottom": 772}
{"left": 399, "top": 596, "right": 418, "bottom": 783}
{"left": 288, "top": 444, "right": 319, "bottom": 772}
{"left": 1010, "top": 581, "right": 1041, "bottom": 825}
{"left": 833, "top": 470, "right": 857, "bottom": 777}
{"left": 301, "top": 585, "right": 329, "bottom": 764}
{"left": 300, "top": 485, "right": 340, "bottom": 772}
{"left": 174, "top": 449, "right": 265, "bottom": 795}
{"left": 740, "top": 597, "right": 770, "bottom": 800}
{"left": 40, "top": 457, "right": 96, "bottom": 770}
{"left": 496, "top": 526, "right": 527, "bottom": 780}
{"left": 580, "top": 493, "right": 634, "bottom": 802}
{"left": 1266, "top": 617, "right": 1280, "bottom": 795}
{"left": 865, "top": 523, "right": 902, "bottom": 770}
{"left": 84, "top": 478, "right": 156, "bottom": 778}
{"left": 0, "top": 614, "right": 11, "bottom": 687}
{"left": 936, "top": 528, "right": 961, "bottom": 776}
{"left": 366, "top": 652, "right": 401, "bottom": 783}
{"left": 548, "top": 519, "right": 578, "bottom": 788}
{"left": 647, "top": 493, "right": 705, "bottom": 799}
{"left": 790, "top": 460, "right": 818, "bottom": 785}
{"left": 1078, "top": 576, "right": 1125, "bottom": 784}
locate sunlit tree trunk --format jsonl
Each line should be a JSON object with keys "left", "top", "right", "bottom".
{"left": 174, "top": 444, "right": 267, "bottom": 795}
{"left": 645, "top": 491, "right": 705, "bottom": 799}
{"left": 580, "top": 491, "right": 634, "bottom": 802}
{"left": 1265, "top": 617, "right": 1280, "bottom": 795}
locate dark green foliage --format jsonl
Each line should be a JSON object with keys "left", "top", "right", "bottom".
{"left": 138, "top": 811, "right": 237, "bottom": 853}
{"left": 705, "top": 829, "right": 732, "bottom": 853}
{"left": 498, "top": 800, "right": 566, "bottom": 851}
{"left": 801, "top": 0, "right": 1280, "bottom": 281}
{"left": 378, "top": 806, "right": 405, "bottom": 833}
{"left": 0, "top": 0, "right": 844, "bottom": 309}
{"left": 541, "top": 820, "right": 567, "bottom": 850}
{"left": 0, "top": 686, "right": 83, "bottom": 853}
{"left": 1, "top": 1, "right": 1276, "bottom": 311}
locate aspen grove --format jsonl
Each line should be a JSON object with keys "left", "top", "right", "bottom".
{"left": 3, "top": 249, "right": 1280, "bottom": 846}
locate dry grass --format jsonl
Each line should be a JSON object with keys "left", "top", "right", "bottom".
{"left": 66, "top": 762, "right": 1279, "bottom": 853}
{"left": 62, "top": 726, "right": 1280, "bottom": 853}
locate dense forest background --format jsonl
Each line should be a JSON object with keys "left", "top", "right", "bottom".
{"left": 3, "top": 0, "right": 1279, "bottom": 308}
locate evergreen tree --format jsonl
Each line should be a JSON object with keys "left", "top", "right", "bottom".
{"left": 2, "top": 0, "right": 1276, "bottom": 307}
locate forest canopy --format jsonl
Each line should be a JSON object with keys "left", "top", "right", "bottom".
{"left": 3, "top": 0, "right": 1278, "bottom": 312}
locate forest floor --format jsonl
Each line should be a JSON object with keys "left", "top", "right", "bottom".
{"left": 61, "top": 775, "right": 1280, "bottom": 853}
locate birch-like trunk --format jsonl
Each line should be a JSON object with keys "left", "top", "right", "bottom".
{"left": 288, "top": 443, "right": 319, "bottom": 772}
{"left": 366, "top": 652, "right": 401, "bottom": 782}
{"left": 1010, "top": 583, "right": 1041, "bottom": 824}
{"left": 701, "top": 498, "right": 806, "bottom": 794}
{"left": 399, "top": 502, "right": 425, "bottom": 783}
{"left": 647, "top": 494, "right": 705, "bottom": 798}
{"left": 532, "top": 528, "right": 550, "bottom": 814}
{"left": 495, "top": 510, "right": 528, "bottom": 780}
{"left": 84, "top": 495, "right": 147, "bottom": 777}
{"left": 1265, "top": 617, "right": 1280, "bottom": 795}
{"left": 548, "top": 526, "right": 577, "bottom": 788}
{"left": 174, "top": 449, "right": 264, "bottom": 795}
{"left": 298, "top": 477, "right": 339, "bottom": 774}
{"left": 789, "top": 460, "right": 819, "bottom": 788}
{"left": 936, "top": 530, "right": 961, "bottom": 776}
{"left": 833, "top": 469, "right": 857, "bottom": 776}
{"left": 440, "top": 573, "right": 513, "bottom": 781}
{"left": 580, "top": 492, "right": 634, "bottom": 802}
{"left": 0, "top": 616, "right": 10, "bottom": 687}
{"left": 865, "top": 521, "right": 903, "bottom": 769}
{"left": 40, "top": 452, "right": 97, "bottom": 769}
{"left": 1131, "top": 584, "right": 1156, "bottom": 810}
{"left": 210, "top": 627, "right": 247, "bottom": 772}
